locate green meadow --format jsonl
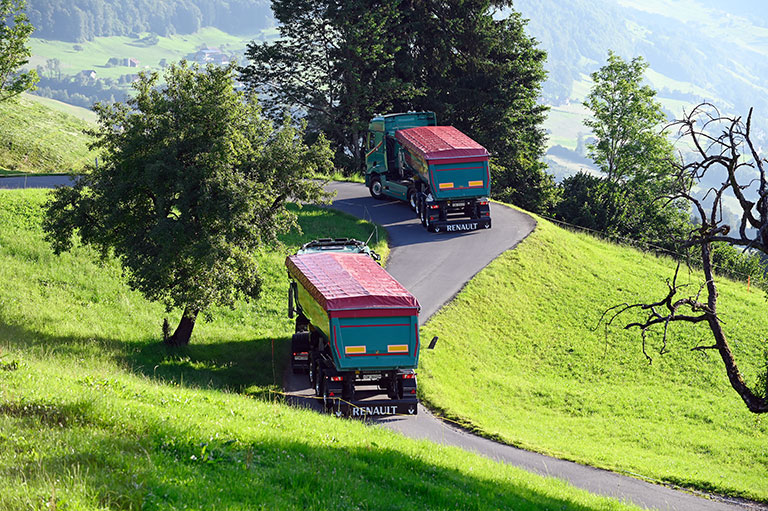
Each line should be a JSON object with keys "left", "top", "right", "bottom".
{"left": 28, "top": 27, "right": 273, "bottom": 81}
{"left": 0, "top": 94, "right": 96, "bottom": 174}
{"left": 0, "top": 189, "right": 636, "bottom": 510}
{"left": 419, "top": 215, "right": 768, "bottom": 501}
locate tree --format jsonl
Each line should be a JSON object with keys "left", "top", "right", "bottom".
{"left": 0, "top": 0, "right": 38, "bottom": 102}
{"left": 239, "top": 0, "right": 415, "bottom": 173}
{"left": 584, "top": 52, "right": 671, "bottom": 184}
{"left": 393, "top": 2, "right": 557, "bottom": 214}
{"left": 606, "top": 103, "right": 768, "bottom": 414}
{"left": 561, "top": 52, "right": 689, "bottom": 248}
{"left": 43, "top": 62, "right": 334, "bottom": 346}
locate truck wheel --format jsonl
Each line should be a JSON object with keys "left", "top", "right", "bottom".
{"left": 291, "top": 332, "right": 310, "bottom": 374}
{"left": 322, "top": 378, "right": 332, "bottom": 410}
{"left": 343, "top": 380, "right": 355, "bottom": 401}
{"left": 309, "top": 356, "right": 318, "bottom": 389}
{"left": 407, "top": 186, "right": 418, "bottom": 212}
{"left": 313, "top": 361, "right": 324, "bottom": 397}
{"left": 424, "top": 211, "right": 434, "bottom": 232}
{"left": 419, "top": 198, "right": 427, "bottom": 226}
{"left": 369, "top": 177, "right": 385, "bottom": 200}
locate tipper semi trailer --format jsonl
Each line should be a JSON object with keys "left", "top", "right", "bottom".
{"left": 365, "top": 111, "right": 492, "bottom": 233}
{"left": 286, "top": 239, "right": 420, "bottom": 417}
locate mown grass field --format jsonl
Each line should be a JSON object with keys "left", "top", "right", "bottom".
{"left": 0, "top": 94, "right": 96, "bottom": 174}
{"left": 419, "top": 215, "right": 768, "bottom": 501}
{"left": 28, "top": 27, "right": 273, "bottom": 81}
{"left": 0, "top": 189, "right": 637, "bottom": 510}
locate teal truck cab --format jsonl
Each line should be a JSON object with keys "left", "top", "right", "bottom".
{"left": 286, "top": 238, "right": 420, "bottom": 417}
{"left": 365, "top": 112, "right": 492, "bottom": 232}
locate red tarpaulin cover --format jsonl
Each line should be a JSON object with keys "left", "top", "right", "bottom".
{"left": 395, "top": 126, "right": 489, "bottom": 160}
{"left": 286, "top": 252, "right": 420, "bottom": 313}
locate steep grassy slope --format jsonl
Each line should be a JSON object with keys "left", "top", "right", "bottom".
{"left": 419, "top": 216, "right": 768, "bottom": 501}
{"left": 0, "top": 189, "right": 636, "bottom": 510}
{"left": 0, "top": 94, "right": 96, "bottom": 174}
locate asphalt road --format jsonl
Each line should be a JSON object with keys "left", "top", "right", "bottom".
{"left": 0, "top": 175, "right": 77, "bottom": 189}
{"left": 314, "top": 182, "right": 757, "bottom": 511}
{"left": 5, "top": 176, "right": 760, "bottom": 510}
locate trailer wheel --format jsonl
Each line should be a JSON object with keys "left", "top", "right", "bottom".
{"left": 313, "top": 360, "right": 324, "bottom": 397}
{"left": 290, "top": 332, "right": 310, "bottom": 374}
{"left": 369, "top": 177, "right": 385, "bottom": 200}
{"left": 343, "top": 380, "right": 355, "bottom": 401}
{"left": 407, "top": 186, "right": 418, "bottom": 212}
{"left": 321, "top": 377, "right": 332, "bottom": 410}
{"left": 309, "top": 356, "right": 318, "bottom": 390}
{"left": 424, "top": 212, "right": 435, "bottom": 232}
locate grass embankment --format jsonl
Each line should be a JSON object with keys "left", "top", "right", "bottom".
{"left": 0, "top": 94, "right": 96, "bottom": 174}
{"left": 0, "top": 189, "right": 636, "bottom": 510}
{"left": 419, "top": 215, "right": 768, "bottom": 501}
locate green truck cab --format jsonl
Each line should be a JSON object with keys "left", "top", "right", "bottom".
{"left": 286, "top": 238, "right": 420, "bottom": 417}
{"left": 366, "top": 112, "right": 492, "bottom": 232}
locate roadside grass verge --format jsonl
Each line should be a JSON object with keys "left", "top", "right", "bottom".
{"left": 0, "top": 189, "right": 636, "bottom": 510}
{"left": 419, "top": 213, "right": 768, "bottom": 501}
{"left": 0, "top": 94, "right": 96, "bottom": 173}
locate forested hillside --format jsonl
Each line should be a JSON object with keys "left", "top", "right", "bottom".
{"left": 26, "top": 0, "right": 272, "bottom": 41}
{"left": 514, "top": 0, "right": 768, "bottom": 139}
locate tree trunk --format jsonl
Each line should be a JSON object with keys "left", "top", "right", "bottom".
{"left": 165, "top": 306, "right": 199, "bottom": 346}
{"left": 701, "top": 242, "right": 768, "bottom": 413}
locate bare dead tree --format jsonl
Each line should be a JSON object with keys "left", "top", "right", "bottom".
{"left": 606, "top": 103, "right": 768, "bottom": 414}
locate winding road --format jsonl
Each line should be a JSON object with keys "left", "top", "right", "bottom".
{"left": 317, "top": 182, "right": 757, "bottom": 511}
{"left": 3, "top": 177, "right": 761, "bottom": 511}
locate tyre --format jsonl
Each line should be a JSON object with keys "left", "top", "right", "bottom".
{"left": 313, "top": 360, "right": 324, "bottom": 397}
{"left": 290, "top": 332, "right": 310, "bottom": 374}
{"left": 322, "top": 377, "right": 331, "bottom": 410}
{"left": 369, "top": 177, "right": 385, "bottom": 200}
{"left": 407, "top": 186, "right": 418, "bottom": 212}
{"left": 419, "top": 198, "right": 427, "bottom": 227}
{"left": 308, "top": 354, "right": 317, "bottom": 387}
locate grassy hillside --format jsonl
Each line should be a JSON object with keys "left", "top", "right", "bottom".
{"left": 0, "top": 94, "right": 96, "bottom": 174}
{"left": 29, "top": 27, "right": 273, "bottom": 82}
{"left": 24, "top": 93, "right": 99, "bottom": 123}
{"left": 0, "top": 189, "right": 636, "bottom": 510}
{"left": 419, "top": 215, "right": 768, "bottom": 501}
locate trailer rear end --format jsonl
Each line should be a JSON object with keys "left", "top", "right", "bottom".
{"left": 286, "top": 247, "right": 420, "bottom": 416}
{"left": 396, "top": 126, "right": 492, "bottom": 232}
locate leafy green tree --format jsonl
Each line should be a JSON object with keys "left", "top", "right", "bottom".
{"left": 43, "top": 62, "right": 334, "bottom": 345}
{"left": 239, "top": 0, "right": 415, "bottom": 174}
{"left": 560, "top": 52, "right": 689, "bottom": 248}
{"left": 0, "top": 0, "right": 38, "bottom": 102}
{"left": 584, "top": 51, "right": 671, "bottom": 184}
{"left": 392, "top": 2, "right": 557, "bottom": 214}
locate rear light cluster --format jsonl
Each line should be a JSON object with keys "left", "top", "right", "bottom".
{"left": 428, "top": 204, "right": 439, "bottom": 210}
{"left": 330, "top": 376, "right": 344, "bottom": 382}
{"left": 401, "top": 373, "right": 416, "bottom": 379}
{"left": 478, "top": 200, "right": 489, "bottom": 206}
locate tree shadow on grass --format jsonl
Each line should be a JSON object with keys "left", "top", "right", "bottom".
{"left": 121, "top": 335, "right": 291, "bottom": 394}
{"left": 13, "top": 424, "right": 624, "bottom": 511}
{"left": 0, "top": 321, "right": 290, "bottom": 394}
